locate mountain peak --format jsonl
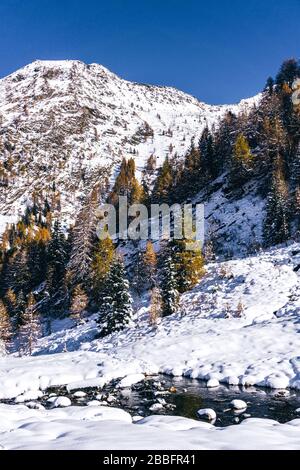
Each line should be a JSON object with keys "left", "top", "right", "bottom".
{"left": 0, "top": 60, "right": 260, "bottom": 234}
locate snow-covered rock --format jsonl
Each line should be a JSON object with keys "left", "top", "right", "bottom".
{"left": 206, "top": 379, "right": 220, "bottom": 388}
{"left": 53, "top": 397, "right": 72, "bottom": 408}
{"left": 73, "top": 391, "right": 87, "bottom": 398}
{"left": 230, "top": 400, "right": 247, "bottom": 411}
{"left": 197, "top": 408, "right": 217, "bottom": 421}
{"left": 149, "top": 403, "right": 164, "bottom": 412}
{"left": 117, "top": 373, "right": 145, "bottom": 388}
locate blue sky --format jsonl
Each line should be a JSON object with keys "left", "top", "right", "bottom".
{"left": 0, "top": 0, "right": 299, "bottom": 104}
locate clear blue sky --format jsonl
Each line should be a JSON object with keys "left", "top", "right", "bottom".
{"left": 0, "top": 0, "right": 299, "bottom": 104}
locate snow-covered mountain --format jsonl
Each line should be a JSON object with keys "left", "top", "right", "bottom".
{"left": 0, "top": 60, "right": 260, "bottom": 234}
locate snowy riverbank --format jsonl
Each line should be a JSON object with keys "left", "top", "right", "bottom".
{"left": 1, "top": 243, "right": 300, "bottom": 448}
{"left": 0, "top": 404, "right": 300, "bottom": 450}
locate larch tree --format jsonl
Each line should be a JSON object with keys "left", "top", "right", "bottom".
{"left": 142, "top": 240, "right": 157, "bottom": 288}
{"left": 229, "top": 133, "right": 253, "bottom": 187}
{"left": 173, "top": 239, "right": 206, "bottom": 293}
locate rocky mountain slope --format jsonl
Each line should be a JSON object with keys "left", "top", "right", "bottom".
{"left": 0, "top": 60, "right": 259, "bottom": 234}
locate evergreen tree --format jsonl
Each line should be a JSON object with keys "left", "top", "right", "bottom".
{"left": 27, "top": 227, "right": 50, "bottom": 290}
{"left": 264, "top": 76, "right": 274, "bottom": 95}
{"left": 7, "top": 250, "right": 30, "bottom": 295}
{"left": 160, "top": 256, "right": 179, "bottom": 317}
{"left": 199, "top": 127, "right": 217, "bottom": 180}
{"left": 98, "top": 258, "right": 133, "bottom": 337}
{"left": 275, "top": 58, "right": 300, "bottom": 89}
{"left": 46, "top": 219, "right": 68, "bottom": 296}
{"left": 19, "top": 293, "right": 40, "bottom": 355}
{"left": 0, "top": 299, "right": 13, "bottom": 353}
{"left": 263, "top": 163, "right": 290, "bottom": 246}
{"left": 4, "top": 288, "right": 17, "bottom": 318}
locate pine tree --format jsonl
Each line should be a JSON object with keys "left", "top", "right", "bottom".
{"left": 160, "top": 256, "right": 179, "bottom": 317}
{"left": 275, "top": 58, "right": 300, "bottom": 89}
{"left": 46, "top": 219, "right": 68, "bottom": 296}
{"left": 264, "top": 76, "right": 274, "bottom": 95}
{"left": 132, "top": 250, "right": 145, "bottom": 296}
{"left": 0, "top": 299, "right": 13, "bottom": 353}
{"left": 27, "top": 227, "right": 49, "bottom": 290}
{"left": 263, "top": 162, "right": 290, "bottom": 246}
{"left": 70, "top": 284, "right": 88, "bottom": 324}
{"left": 98, "top": 258, "right": 133, "bottom": 337}
{"left": 7, "top": 250, "right": 30, "bottom": 295}
{"left": 19, "top": 293, "right": 40, "bottom": 355}
{"left": 4, "top": 288, "right": 17, "bottom": 318}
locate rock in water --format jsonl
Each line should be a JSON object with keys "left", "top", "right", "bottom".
{"left": 197, "top": 408, "right": 216, "bottom": 421}
{"left": 149, "top": 403, "right": 164, "bottom": 411}
{"left": 206, "top": 379, "right": 220, "bottom": 388}
{"left": 53, "top": 396, "right": 72, "bottom": 408}
{"left": 230, "top": 399, "right": 247, "bottom": 410}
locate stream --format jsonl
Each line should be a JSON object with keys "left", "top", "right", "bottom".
{"left": 2, "top": 374, "right": 300, "bottom": 427}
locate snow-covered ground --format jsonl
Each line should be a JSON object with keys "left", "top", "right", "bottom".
{"left": 1, "top": 242, "right": 300, "bottom": 448}
{"left": 0, "top": 404, "right": 300, "bottom": 450}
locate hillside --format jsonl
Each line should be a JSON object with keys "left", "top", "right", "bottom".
{"left": 0, "top": 60, "right": 259, "bottom": 233}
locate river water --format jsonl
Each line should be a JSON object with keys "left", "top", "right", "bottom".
{"left": 2, "top": 375, "right": 299, "bottom": 427}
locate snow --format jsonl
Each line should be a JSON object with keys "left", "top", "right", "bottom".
{"left": 0, "top": 404, "right": 298, "bottom": 449}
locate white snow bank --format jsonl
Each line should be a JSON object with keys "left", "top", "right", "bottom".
{"left": 0, "top": 404, "right": 299, "bottom": 450}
